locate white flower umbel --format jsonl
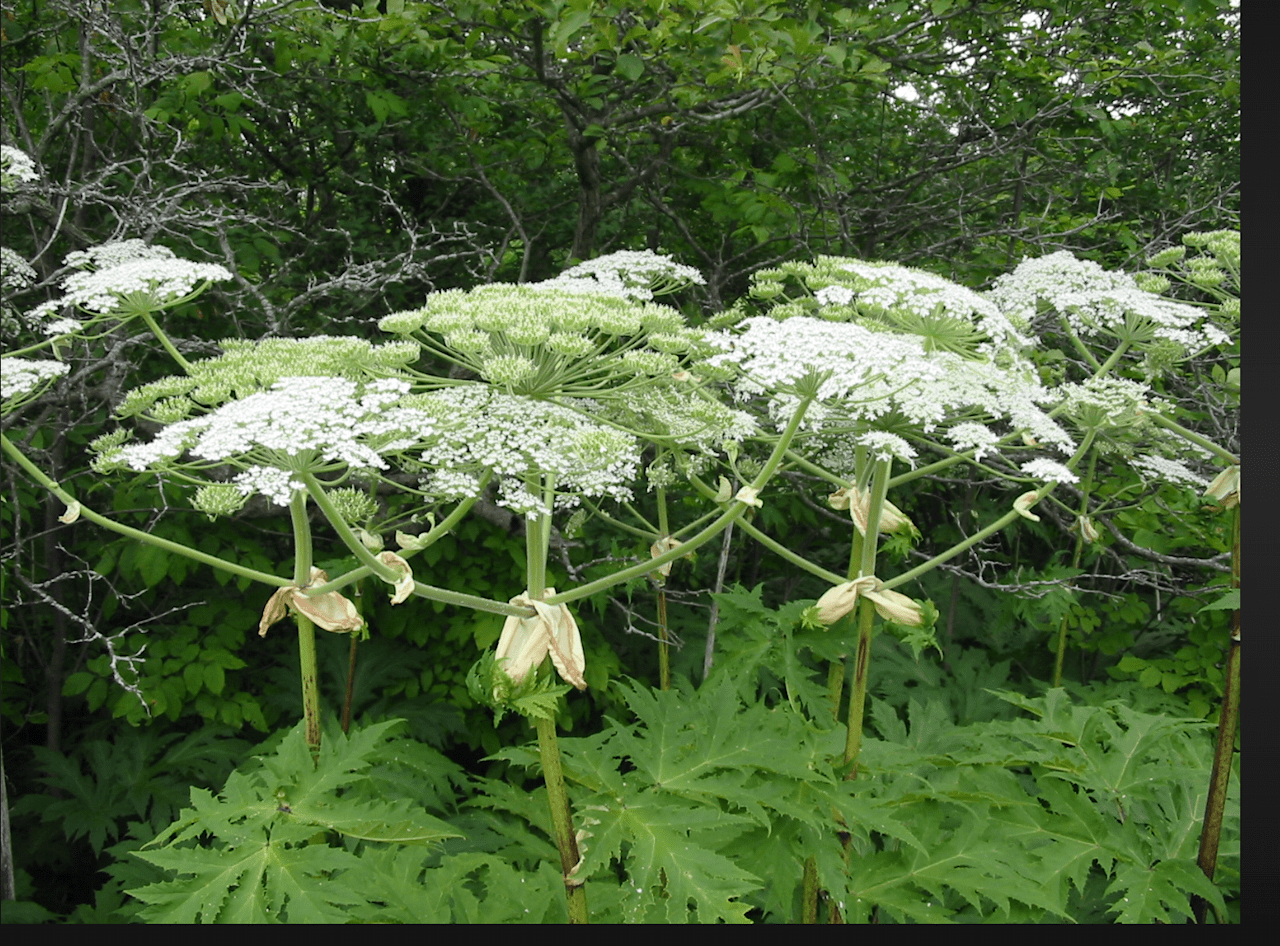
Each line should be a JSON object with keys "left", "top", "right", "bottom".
{"left": 986, "top": 251, "right": 1229, "bottom": 354}
{"left": 104, "top": 377, "right": 432, "bottom": 505}
{"left": 747, "top": 256, "right": 1030, "bottom": 358}
{"left": 1131, "top": 454, "right": 1210, "bottom": 490}
{"left": 30, "top": 241, "right": 233, "bottom": 324}
{"left": 946, "top": 422, "right": 1002, "bottom": 461}
{"left": 537, "top": 250, "right": 707, "bottom": 300}
{"left": 1, "top": 247, "right": 37, "bottom": 290}
{"left": 1, "top": 357, "right": 70, "bottom": 411}
{"left": 857, "top": 431, "right": 917, "bottom": 466}
{"left": 0, "top": 145, "right": 38, "bottom": 186}
{"left": 1053, "top": 376, "right": 1159, "bottom": 432}
{"left": 825, "top": 258, "right": 1030, "bottom": 356}
{"left": 1019, "top": 458, "right": 1079, "bottom": 484}
{"left": 703, "top": 315, "right": 1072, "bottom": 452}
{"left": 409, "top": 386, "right": 641, "bottom": 519}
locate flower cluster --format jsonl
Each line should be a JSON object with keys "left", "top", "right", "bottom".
{"left": 986, "top": 251, "right": 1230, "bottom": 354}
{"left": 30, "top": 241, "right": 233, "bottom": 325}
{"left": 406, "top": 386, "right": 641, "bottom": 519}
{"left": 1131, "top": 454, "right": 1210, "bottom": 490}
{"left": 747, "top": 256, "right": 1029, "bottom": 358}
{"left": 0, "top": 146, "right": 38, "bottom": 186}
{"left": 702, "top": 315, "right": 1072, "bottom": 453}
{"left": 1053, "top": 376, "right": 1158, "bottom": 433}
{"left": 535, "top": 250, "right": 706, "bottom": 300}
{"left": 1, "top": 357, "right": 70, "bottom": 411}
{"left": 1, "top": 247, "right": 37, "bottom": 290}
{"left": 100, "top": 377, "right": 432, "bottom": 505}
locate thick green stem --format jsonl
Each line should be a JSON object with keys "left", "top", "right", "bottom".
{"left": 842, "top": 459, "right": 892, "bottom": 774}
{"left": 655, "top": 487, "right": 672, "bottom": 690}
{"left": 1053, "top": 449, "right": 1098, "bottom": 687}
{"left": 525, "top": 476, "right": 556, "bottom": 599}
{"left": 296, "top": 613, "right": 322, "bottom": 754}
{"left": 288, "top": 494, "right": 322, "bottom": 752}
{"left": 843, "top": 598, "right": 877, "bottom": 773}
{"left": 545, "top": 391, "right": 816, "bottom": 608}
{"left": 138, "top": 309, "right": 194, "bottom": 374}
{"left": 536, "top": 715, "right": 589, "bottom": 923}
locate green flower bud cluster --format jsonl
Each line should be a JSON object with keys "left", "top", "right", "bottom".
{"left": 324, "top": 487, "right": 381, "bottom": 526}
{"left": 117, "top": 336, "right": 418, "bottom": 419}
{"left": 192, "top": 484, "right": 249, "bottom": 520}
{"left": 1144, "top": 229, "right": 1239, "bottom": 322}
{"left": 745, "top": 257, "right": 1028, "bottom": 361}
{"left": 379, "top": 284, "right": 708, "bottom": 400}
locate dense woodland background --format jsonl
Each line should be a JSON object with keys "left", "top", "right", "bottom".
{"left": 1, "top": 0, "right": 1238, "bottom": 922}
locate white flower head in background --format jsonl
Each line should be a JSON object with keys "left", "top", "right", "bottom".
{"left": 30, "top": 240, "right": 233, "bottom": 326}
{"left": 703, "top": 315, "right": 1072, "bottom": 454}
{"left": 0, "top": 145, "right": 38, "bottom": 186}
{"left": 1020, "top": 458, "right": 1079, "bottom": 484}
{"left": 1132, "top": 454, "right": 1211, "bottom": 491}
{"left": 539, "top": 250, "right": 706, "bottom": 300}
{"left": 1, "top": 246, "right": 37, "bottom": 290}
{"left": 1, "top": 358, "right": 70, "bottom": 412}
{"left": 986, "top": 251, "right": 1229, "bottom": 355}
{"left": 412, "top": 386, "right": 641, "bottom": 519}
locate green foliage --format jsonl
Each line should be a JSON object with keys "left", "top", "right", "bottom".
{"left": 478, "top": 654, "right": 1236, "bottom": 923}
{"left": 128, "top": 718, "right": 461, "bottom": 923}
{"left": 13, "top": 726, "right": 253, "bottom": 857}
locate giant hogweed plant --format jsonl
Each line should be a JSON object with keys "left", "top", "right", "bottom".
{"left": 1, "top": 146, "right": 1238, "bottom": 921}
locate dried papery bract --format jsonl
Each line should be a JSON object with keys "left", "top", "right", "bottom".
{"left": 375, "top": 551, "right": 414, "bottom": 604}
{"left": 828, "top": 486, "right": 915, "bottom": 536}
{"left": 649, "top": 535, "right": 685, "bottom": 582}
{"left": 1204, "top": 465, "right": 1240, "bottom": 509}
{"left": 259, "top": 567, "right": 364, "bottom": 636}
{"left": 494, "top": 589, "right": 587, "bottom": 692}
{"left": 814, "top": 576, "right": 925, "bottom": 626}
{"left": 1014, "top": 491, "right": 1043, "bottom": 522}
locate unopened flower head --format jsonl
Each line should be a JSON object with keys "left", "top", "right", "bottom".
{"left": 30, "top": 241, "right": 233, "bottom": 324}
{"left": 116, "top": 336, "right": 419, "bottom": 418}
{"left": 102, "top": 377, "right": 432, "bottom": 505}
